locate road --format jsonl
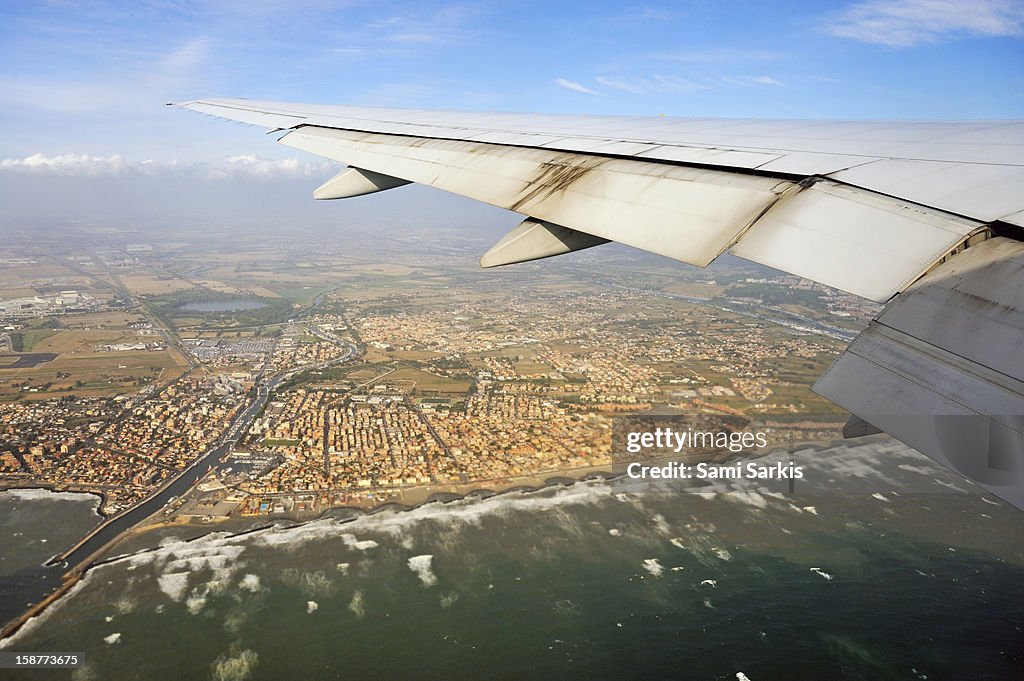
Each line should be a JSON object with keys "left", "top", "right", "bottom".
{"left": 0, "top": 287, "right": 358, "bottom": 637}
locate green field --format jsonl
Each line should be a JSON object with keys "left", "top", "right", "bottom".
{"left": 8, "top": 329, "right": 59, "bottom": 352}
{"left": 263, "top": 438, "right": 301, "bottom": 447}
{"left": 274, "top": 286, "right": 330, "bottom": 306}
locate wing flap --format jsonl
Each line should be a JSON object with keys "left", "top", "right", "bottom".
{"left": 814, "top": 237, "right": 1024, "bottom": 507}
{"left": 278, "top": 125, "right": 792, "bottom": 268}
{"left": 280, "top": 125, "right": 985, "bottom": 301}
{"left": 730, "top": 179, "right": 985, "bottom": 301}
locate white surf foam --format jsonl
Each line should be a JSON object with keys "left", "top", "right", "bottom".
{"left": 210, "top": 647, "right": 258, "bottom": 681}
{"left": 407, "top": 554, "right": 437, "bottom": 587}
{"left": 810, "top": 567, "right": 834, "bottom": 581}
{"left": 157, "top": 572, "right": 190, "bottom": 602}
{"left": 642, "top": 559, "right": 664, "bottom": 577}
{"left": 348, "top": 590, "right": 365, "bottom": 618}
{"left": 238, "top": 574, "right": 261, "bottom": 593}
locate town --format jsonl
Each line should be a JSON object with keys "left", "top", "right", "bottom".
{"left": 0, "top": 223, "right": 871, "bottom": 522}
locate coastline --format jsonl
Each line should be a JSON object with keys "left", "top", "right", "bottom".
{"left": 0, "top": 461, "right": 618, "bottom": 646}
{"left": 0, "top": 434, "right": 882, "bottom": 644}
{"left": 0, "top": 483, "right": 108, "bottom": 517}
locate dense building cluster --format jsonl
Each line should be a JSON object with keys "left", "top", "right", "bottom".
{"left": 244, "top": 386, "right": 609, "bottom": 493}
{"left": 2, "top": 248, "right": 856, "bottom": 519}
{"left": 0, "top": 374, "right": 243, "bottom": 512}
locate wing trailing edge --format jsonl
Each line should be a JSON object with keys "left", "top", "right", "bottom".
{"left": 276, "top": 125, "right": 987, "bottom": 303}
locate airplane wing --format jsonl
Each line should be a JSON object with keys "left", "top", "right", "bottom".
{"left": 177, "top": 98, "right": 1024, "bottom": 508}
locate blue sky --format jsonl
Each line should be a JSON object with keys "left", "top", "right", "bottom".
{"left": 0, "top": 0, "right": 1022, "bottom": 182}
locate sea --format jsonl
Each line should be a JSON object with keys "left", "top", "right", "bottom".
{"left": 2, "top": 439, "right": 1023, "bottom": 680}
{"left": 0, "top": 490, "right": 103, "bottom": 627}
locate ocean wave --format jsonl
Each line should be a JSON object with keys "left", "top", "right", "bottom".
{"left": 407, "top": 554, "right": 437, "bottom": 587}
{"left": 439, "top": 591, "right": 459, "bottom": 609}
{"left": 810, "top": 567, "right": 834, "bottom": 581}
{"left": 113, "top": 596, "right": 136, "bottom": 614}
{"left": 211, "top": 646, "right": 258, "bottom": 681}
{"left": 642, "top": 558, "right": 664, "bottom": 577}
{"left": 126, "top": 533, "right": 245, "bottom": 575}
{"left": 239, "top": 574, "right": 261, "bottom": 592}
{"left": 1, "top": 488, "right": 102, "bottom": 512}
{"left": 650, "top": 514, "right": 671, "bottom": 535}
{"left": 157, "top": 572, "right": 189, "bottom": 602}
{"left": 339, "top": 534, "right": 378, "bottom": 551}
{"left": 71, "top": 664, "right": 97, "bottom": 681}
{"left": 186, "top": 592, "right": 207, "bottom": 615}
{"left": 348, "top": 590, "right": 365, "bottom": 618}
{"left": 281, "top": 569, "right": 336, "bottom": 597}
{"left": 720, "top": 490, "right": 769, "bottom": 509}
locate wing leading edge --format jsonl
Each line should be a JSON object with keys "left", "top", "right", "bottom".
{"left": 178, "top": 98, "right": 1024, "bottom": 508}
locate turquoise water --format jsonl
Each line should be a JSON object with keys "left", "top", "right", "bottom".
{"left": 2, "top": 442, "right": 1023, "bottom": 680}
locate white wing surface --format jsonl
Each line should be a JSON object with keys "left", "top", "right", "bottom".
{"left": 178, "top": 98, "right": 1024, "bottom": 508}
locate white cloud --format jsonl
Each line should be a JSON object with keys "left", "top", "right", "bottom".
{"left": 162, "top": 37, "right": 210, "bottom": 76}
{"left": 368, "top": 5, "right": 483, "bottom": 46}
{"left": 722, "top": 75, "right": 785, "bottom": 87}
{"left": 822, "top": 0, "right": 1024, "bottom": 47}
{"left": 555, "top": 78, "right": 601, "bottom": 95}
{"left": 595, "top": 77, "right": 644, "bottom": 94}
{"left": 0, "top": 153, "right": 332, "bottom": 179}
{"left": 206, "top": 154, "right": 329, "bottom": 180}
{"left": 595, "top": 75, "right": 709, "bottom": 95}
{"left": 0, "top": 153, "right": 129, "bottom": 176}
